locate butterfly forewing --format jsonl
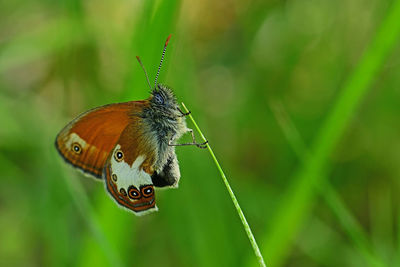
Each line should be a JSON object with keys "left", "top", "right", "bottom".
{"left": 55, "top": 101, "right": 147, "bottom": 178}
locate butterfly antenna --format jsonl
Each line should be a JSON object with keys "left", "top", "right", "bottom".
{"left": 136, "top": 56, "right": 152, "bottom": 90}
{"left": 154, "top": 34, "right": 172, "bottom": 89}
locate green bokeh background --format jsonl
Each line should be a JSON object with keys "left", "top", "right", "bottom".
{"left": 1, "top": 0, "right": 400, "bottom": 266}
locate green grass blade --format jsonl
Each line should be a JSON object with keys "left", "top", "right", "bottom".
{"left": 397, "top": 206, "right": 400, "bottom": 265}
{"left": 270, "top": 100, "right": 386, "bottom": 266}
{"left": 62, "top": 171, "right": 124, "bottom": 267}
{"left": 260, "top": 1, "right": 400, "bottom": 266}
{"left": 321, "top": 181, "right": 385, "bottom": 266}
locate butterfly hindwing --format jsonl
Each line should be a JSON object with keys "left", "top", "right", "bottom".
{"left": 55, "top": 101, "right": 147, "bottom": 178}
{"left": 103, "top": 123, "right": 158, "bottom": 215}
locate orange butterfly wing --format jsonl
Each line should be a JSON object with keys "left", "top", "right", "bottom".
{"left": 55, "top": 101, "right": 148, "bottom": 178}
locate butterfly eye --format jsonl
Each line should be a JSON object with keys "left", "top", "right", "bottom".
{"left": 114, "top": 149, "right": 124, "bottom": 162}
{"left": 128, "top": 186, "right": 141, "bottom": 199}
{"left": 141, "top": 185, "right": 154, "bottom": 197}
{"left": 153, "top": 93, "right": 164, "bottom": 105}
{"left": 71, "top": 143, "right": 82, "bottom": 154}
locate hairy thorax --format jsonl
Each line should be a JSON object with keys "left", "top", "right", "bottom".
{"left": 140, "top": 86, "right": 187, "bottom": 172}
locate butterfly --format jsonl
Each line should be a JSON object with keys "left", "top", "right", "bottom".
{"left": 55, "top": 35, "right": 207, "bottom": 215}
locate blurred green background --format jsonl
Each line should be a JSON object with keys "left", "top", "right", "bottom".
{"left": 1, "top": 0, "right": 400, "bottom": 266}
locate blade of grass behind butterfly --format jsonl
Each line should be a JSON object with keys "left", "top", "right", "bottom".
{"left": 297, "top": 216, "right": 368, "bottom": 266}
{"left": 397, "top": 206, "right": 400, "bottom": 265}
{"left": 369, "top": 182, "right": 395, "bottom": 263}
{"left": 257, "top": 1, "right": 400, "bottom": 265}
{"left": 76, "top": 0, "right": 183, "bottom": 266}
{"left": 269, "top": 100, "right": 386, "bottom": 266}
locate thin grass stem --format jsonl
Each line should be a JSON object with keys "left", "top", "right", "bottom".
{"left": 181, "top": 102, "right": 266, "bottom": 267}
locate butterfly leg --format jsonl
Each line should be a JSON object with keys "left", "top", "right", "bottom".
{"left": 177, "top": 107, "right": 191, "bottom": 117}
{"left": 168, "top": 129, "right": 208, "bottom": 149}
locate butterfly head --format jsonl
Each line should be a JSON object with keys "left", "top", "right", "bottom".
{"left": 136, "top": 35, "right": 176, "bottom": 110}
{"left": 150, "top": 84, "right": 177, "bottom": 107}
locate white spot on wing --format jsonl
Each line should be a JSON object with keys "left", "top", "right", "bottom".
{"left": 110, "top": 145, "right": 152, "bottom": 191}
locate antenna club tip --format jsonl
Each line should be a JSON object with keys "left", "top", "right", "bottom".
{"left": 165, "top": 34, "right": 172, "bottom": 46}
